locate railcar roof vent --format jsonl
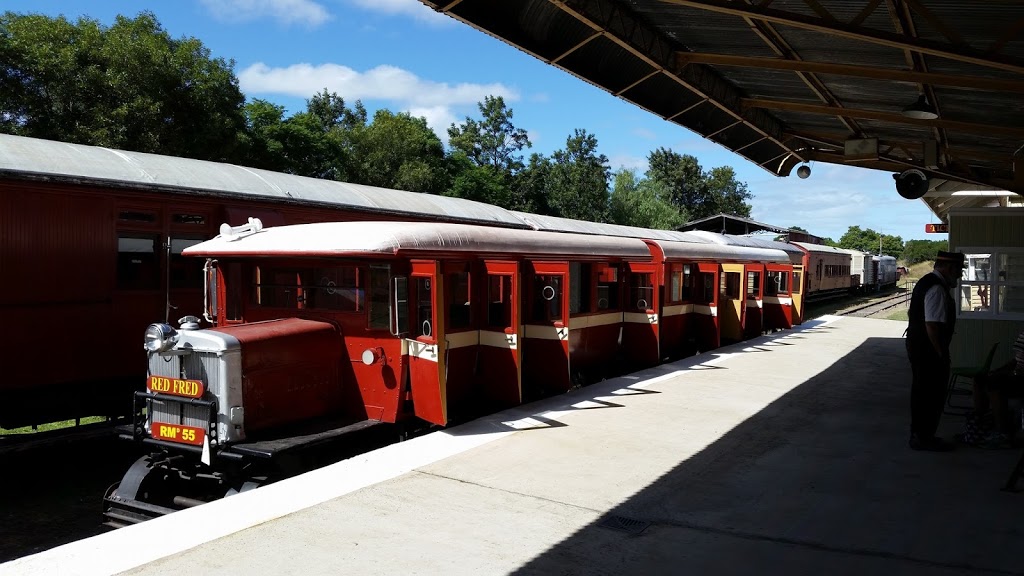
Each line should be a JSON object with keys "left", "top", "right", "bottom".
{"left": 219, "top": 217, "right": 264, "bottom": 241}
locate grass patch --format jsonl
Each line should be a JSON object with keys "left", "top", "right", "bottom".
{"left": 885, "top": 309, "right": 909, "bottom": 322}
{"left": 905, "top": 261, "right": 934, "bottom": 282}
{"left": 1, "top": 416, "right": 107, "bottom": 435}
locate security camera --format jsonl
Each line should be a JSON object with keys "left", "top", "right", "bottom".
{"left": 894, "top": 169, "right": 929, "bottom": 200}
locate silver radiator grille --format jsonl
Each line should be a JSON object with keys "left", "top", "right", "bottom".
{"left": 148, "top": 350, "right": 221, "bottom": 429}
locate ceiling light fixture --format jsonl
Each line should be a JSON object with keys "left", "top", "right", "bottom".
{"left": 902, "top": 94, "right": 938, "bottom": 120}
{"left": 796, "top": 164, "right": 811, "bottom": 179}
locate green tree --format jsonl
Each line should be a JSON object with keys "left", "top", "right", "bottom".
{"left": 443, "top": 153, "right": 510, "bottom": 206}
{"left": 356, "top": 109, "right": 446, "bottom": 194}
{"left": 447, "top": 95, "right": 531, "bottom": 176}
{"left": 903, "top": 239, "right": 948, "bottom": 264}
{"left": 646, "top": 148, "right": 753, "bottom": 220}
{"left": 704, "top": 166, "right": 753, "bottom": 218}
{"left": 512, "top": 153, "right": 553, "bottom": 214}
{"left": 609, "top": 169, "right": 686, "bottom": 229}
{"left": 1, "top": 11, "right": 246, "bottom": 161}
{"left": 547, "top": 129, "right": 610, "bottom": 222}
{"left": 838, "top": 225, "right": 904, "bottom": 256}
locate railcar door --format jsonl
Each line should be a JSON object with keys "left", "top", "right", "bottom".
{"left": 521, "top": 262, "right": 570, "bottom": 401}
{"left": 719, "top": 263, "right": 745, "bottom": 344}
{"left": 744, "top": 265, "right": 764, "bottom": 339}
{"left": 790, "top": 265, "right": 804, "bottom": 324}
{"left": 479, "top": 261, "right": 522, "bottom": 411}
{"left": 404, "top": 260, "right": 448, "bottom": 426}
{"left": 623, "top": 263, "right": 660, "bottom": 369}
{"left": 693, "top": 263, "right": 720, "bottom": 351}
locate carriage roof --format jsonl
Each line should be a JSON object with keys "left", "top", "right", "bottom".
{"left": 790, "top": 241, "right": 853, "bottom": 255}
{"left": 0, "top": 134, "right": 527, "bottom": 228}
{"left": 183, "top": 221, "right": 655, "bottom": 260}
{"left": 648, "top": 240, "right": 791, "bottom": 263}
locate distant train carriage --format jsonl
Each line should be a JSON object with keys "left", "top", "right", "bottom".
{"left": 836, "top": 248, "right": 873, "bottom": 291}
{"left": 790, "top": 242, "right": 854, "bottom": 299}
{"left": 874, "top": 255, "right": 898, "bottom": 290}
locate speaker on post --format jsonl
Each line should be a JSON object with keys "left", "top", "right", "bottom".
{"left": 894, "top": 169, "right": 929, "bottom": 200}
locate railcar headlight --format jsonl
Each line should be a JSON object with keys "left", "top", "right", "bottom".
{"left": 144, "top": 323, "right": 179, "bottom": 353}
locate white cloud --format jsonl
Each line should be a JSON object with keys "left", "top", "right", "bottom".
{"left": 530, "top": 92, "right": 551, "bottom": 103}
{"left": 346, "top": 0, "right": 452, "bottom": 25}
{"left": 608, "top": 154, "right": 648, "bottom": 173}
{"left": 199, "top": 0, "right": 331, "bottom": 26}
{"left": 239, "top": 62, "right": 519, "bottom": 144}
{"left": 630, "top": 127, "right": 657, "bottom": 141}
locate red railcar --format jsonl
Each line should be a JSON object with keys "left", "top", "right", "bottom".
{"left": 0, "top": 134, "right": 525, "bottom": 428}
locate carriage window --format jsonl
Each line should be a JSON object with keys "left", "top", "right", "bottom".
{"left": 792, "top": 271, "right": 802, "bottom": 294}
{"left": 596, "top": 264, "right": 619, "bottom": 310}
{"left": 630, "top": 273, "right": 654, "bottom": 311}
{"left": 225, "top": 262, "right": 243, "bottom": 321}
{"left": 170, "top": 237, "right": 206, "bottom": 289}
{"left": 118, "top": 210, "right": 157, "bottom": 224}
{"left": 765, "top": 271, "right": 790, "bottom": 295}
{"left": 416, "top": 277, "right": 433, "bottom": 338}
{"left": 721, "top": 272, "right": 741, "bottom": 300}
{"left": 487, "top": 275, "right": 513, "bottom": 328}
{"left": 172, "top": 213, "right": 206, "bottom": 225}
{"left": 447, "top": 270, "right": 472, "bottom": 329}
{"left": 117, "top": 234, "right": 160, "bottom": 290}
{"left": 368, "top": 265, "right": 390, "bottom": 330}
{"left": 569, "top": 263, "right": 592, "bottom": 314}
{"left": 669, "top": 264, "right": 683, "bottom": 303}
{"left": 747, "top": 271, "right": 760, "bottom": 298}
{"left": 533, "top": 275, "right": 562, "bottom": 322}
{"left": 252, "top": 266, "right": 363, "bottom": 310}
{"left": 699, "top": 272, "right": 716, "bottom": 304}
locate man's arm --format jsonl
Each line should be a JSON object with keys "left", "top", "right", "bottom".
{"left": 925, "top": 322, "right": 946, "bottom": 359}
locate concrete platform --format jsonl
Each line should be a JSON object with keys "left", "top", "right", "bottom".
{"left": 5, "top": 316, "right": 1023, "bottom": 576}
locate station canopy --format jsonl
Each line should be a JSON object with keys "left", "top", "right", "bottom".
{"left": 678, "top": 213, "right": 791, "bottom": 235}
{"left": 420, "top": 0, "right": 1024, "bottom": 219}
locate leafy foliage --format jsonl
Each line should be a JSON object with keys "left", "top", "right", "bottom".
{"left": 447, "top": 95, "right": 531, "bottom": 176}
{"left": 609, "top": 169, "right": 686, "bottom": 229}
{"left": 1, "top": 11, "right": 246, "bottom": 161}
{"left": 903, "top": 239, "right": 948, "bottom": 264}
{"left": 547, "top": 129, "right": 610, "bottom": 222}
{"left": 646, "top": 148, "right": 752, "bottom": 220}
{"left": 837, "top": 225, "right": 903, "bottom": 256}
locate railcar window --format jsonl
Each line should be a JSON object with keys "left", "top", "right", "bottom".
{"left": 170, "top": 237, "right": 206, "bottom": 289}
{"left": 117, "top": 234, "right": 160, "bottom": 290}
{"left": 668, "top": 264, "right": 687, "bottom": 303}
{"left": 569, "top": 263, "right": 592, "bottom": 314}
{"left": 595, "top": 264, "right": 619, "bottom": 310}
{"left": 699, "top": 272, "right": 716, "bottom": 304}
{"left": 225, "top": 263, "right": 243, "bottom": 321}
{"left": 368, "top": 265, "right": 391, "bottom": 330}
{"left": 747, "top": 271, "right": 761, "bottom": 298}
{"left": 721, "top": 272, "right": 741, "bottom": 300}
{"left": 765, "top": 271, "right": 789, "bottom": 295}
{"left": 172, "top": 214, "right": 206, "bottom": 225}
{"left": 447, "top": 271, "right": 472, "bottom": 329}
{"left": 532, "top": 275, "right": 563, "bottom": 322}
{"left": 251, "top": 266, "right": 364, "bottom": 310}
{"left": 118, "top": 211, "right": 157, "bottom": 224}
{"left": 415, "top": 277, "right": 433, "bottom": 338}
{"left": 487, "top": 275, "right": 513, "bottom": 328}
{"left": 630, "top": 273, "right": 654, "bottom": 311}
{"left": 792, "top": 271, "right": 802, "bottom": 294}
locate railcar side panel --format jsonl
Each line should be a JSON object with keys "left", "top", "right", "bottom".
{"left": 622, "top": 262, "right": 660, "bottom": 369}
{"left": 522, "top": 262, "right": 570, "bottom": 400}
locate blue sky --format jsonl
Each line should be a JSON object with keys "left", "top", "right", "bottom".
{"left": 7, "top": 0, "right": 948, "bottom": 242}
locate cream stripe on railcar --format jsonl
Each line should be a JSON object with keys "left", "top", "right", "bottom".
{"left": 662, "top": 304, "right": 694, "bottom": 317}
{"left": 402, "top": 339, "right": 440, "bottom": 362}
{"left": 523, "top": 324, "right": 569, "bottom": 341}
{"left": 567, "top": 312, "right": 623, "bottom": 330}
{"left": 763, "top": 296, "right": 793, "bottom": 306}
{"left": 479, "top": 330, "right": 518, "bottom": 350}
{"left": 443, "top": 330, "right": 480, "bottom": 350}
{"left": 693, "top": 305, "right": 719, "bottom": 317}
{"left": 623, "top": 311, "right": 659, "bottom": 324}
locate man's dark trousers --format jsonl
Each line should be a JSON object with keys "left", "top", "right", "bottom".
{"left": 910, "top": 349, "right": 949, "bottom": 439}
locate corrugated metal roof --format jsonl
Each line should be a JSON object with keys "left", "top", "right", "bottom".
{"left": 0, "top": 134, "right": 528, "bottom": 229}
{"left": 184, "top": 221, "right": 652, "bottom": 260}
{"left": 652, "top": 239, "right": 791, "bottom": 263}
{"left": 791, "top": 241, "right": 853, "bottom": 255}
{"left": 423, "top": 0, "right": 1024, "bottom": 194}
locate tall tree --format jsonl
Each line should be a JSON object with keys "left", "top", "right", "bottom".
{"left": 447, "top": 95, "right": 531, "bottom": 176}
{"left": 838, "top": 225, "right": 904, "bottom": 256}
{"left": 645, "top": 148, "right": 753, "bottom": 220}
{"left": 356, "top": 109, "right": 446, "bottom": 194}
{"left": 0, "top": 11, "right": 246, "bottom": 161}
{"left": 609, "top": 169, "right": 686, "bottom": 229}
{"left": 547, "top": 129, "right": 610, "bottom": 222}
{"left": 704, "top": 166, "right": 753, "bottom": 218}
{"left": 512, "top": 153, "right": 553, "bottom": 214}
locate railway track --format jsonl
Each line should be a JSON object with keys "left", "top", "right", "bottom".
{"left": 839, "top": 291, "right": 909, "bottom": 318}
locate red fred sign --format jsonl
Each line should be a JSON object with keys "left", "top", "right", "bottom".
{"left": 147, "top": 376, "right": 205, "bottom": 398}
{"left": 925, "top": 223, "right": 949, "bottom": 233}
{"left": 152, "top": 423, "right": 206, "bottom": 446}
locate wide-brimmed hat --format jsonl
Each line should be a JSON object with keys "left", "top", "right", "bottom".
{"left": 936, "top": 250, "right": 966, "bottom": 268}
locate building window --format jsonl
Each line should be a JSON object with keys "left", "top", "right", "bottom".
{"left": 957, "top": 250, "right": 1024, "bottom": 318}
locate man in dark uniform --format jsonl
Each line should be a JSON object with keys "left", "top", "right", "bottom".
{"left": 906, "top": 250, "right": 966, "bottom": 451}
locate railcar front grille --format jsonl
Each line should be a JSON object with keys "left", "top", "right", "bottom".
{"left": 147, "top": 350, "right": 221, "bottom": 430}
